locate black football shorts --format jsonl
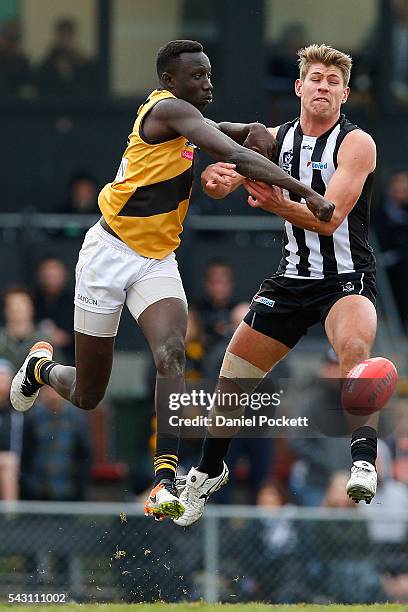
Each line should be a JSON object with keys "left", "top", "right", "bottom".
{"left": 243, "top": 271, "right": 376, "bottom": 349}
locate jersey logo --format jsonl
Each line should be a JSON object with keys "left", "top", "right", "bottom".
{"left": 181, "top": 149, "right": 194, "bottom": 161}
{"left": 302, "top": 144, "right": 313, "bottom": 150}
{"left": 341, "top": 282, "right": 355, "bottom": 292}
{"left": 307, "top": 161, "right": 328, "bottom": 170}
{"left": 253, "top": 295, "right": 275, "bottom": 307}
{"left": 282, "top": 150, "right": 293, "bottom": 173}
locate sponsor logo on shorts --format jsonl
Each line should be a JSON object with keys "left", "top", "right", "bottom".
{"left": 181, "top": 149, "right": 194, "bottom": 161}
{"left": 253, "top": 294, "right": 275, "bottom": 307}
{"left": 77, "top": 294, "right": 98, "bottom": 306}
{"left": 341, "top": 282, "right": 355, "bottom": 292}
{"left": 307, "top": 161, "right": 328, "bottom": 170}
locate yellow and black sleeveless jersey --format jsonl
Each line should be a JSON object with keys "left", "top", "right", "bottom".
{"left": 98, "top": 89, "right": 195, "bottom": 259}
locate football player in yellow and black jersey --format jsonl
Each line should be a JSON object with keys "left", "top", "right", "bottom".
{"left": 10, "top": 40, "right": 334, "bottom": 522}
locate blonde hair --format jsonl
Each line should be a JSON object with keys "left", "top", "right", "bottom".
{"left": 298, "top": 44, "right": 352, "bottom": 86}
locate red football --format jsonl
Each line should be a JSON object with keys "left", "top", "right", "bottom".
{"left": 342, "top": 357, "right": 398, "bottom": 416}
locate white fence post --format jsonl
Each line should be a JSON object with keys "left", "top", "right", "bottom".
{"left": 203, "top": 514, "right": 219, "bottom": 603}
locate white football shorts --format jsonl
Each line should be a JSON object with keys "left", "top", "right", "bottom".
{"left": 74, "top": 222, "right": 187, "bottom": 337}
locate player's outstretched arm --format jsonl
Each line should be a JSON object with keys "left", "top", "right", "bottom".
{"left": 215, "top": 121, "right": 277, "bottom": 160}
{"left": 244, "top": 130, "right": 376, "bottom": 236}
{"left": 201, "top": 125, "right": 278, "bottom": 199}
{"left": 158, "top": 99, "right": 334, "bottom": 222}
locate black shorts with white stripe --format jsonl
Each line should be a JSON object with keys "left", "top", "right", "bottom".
{"left": 243, "top": 271, "right": 376, "bottom": 349}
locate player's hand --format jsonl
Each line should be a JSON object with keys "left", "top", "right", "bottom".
{"left": 305, "top": 194, "right": 335, "bottom": 222}
{"left": 243, "top": 124, "right": 277, "bottom": 161}
{"left": 201, "top": 162, "right": 240, "bottom": 199}
{"left": 244, "top": 180, "right": 284, "bottom": 213}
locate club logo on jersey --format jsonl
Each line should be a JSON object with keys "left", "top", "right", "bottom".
{"left": 341, "top": 282, "right": 355, "bottom": 292}
{"left": 181, "top": 140, "right": 197, "bottom": 161}
{"left": 253, "top": 295, "right": 275, "bottom": 307}
{"left": 307, "top": 161, "right": 328, "bottom": 170}
{"left": 302, "top": 144, "right": 313, "bottom": 150}
{"left": 181, "top": 149, "right": 194, "bottom": 160}
{"left": 282, "top": 150, "right": 293, "bottom": 173}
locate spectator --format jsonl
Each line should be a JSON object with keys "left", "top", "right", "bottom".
{"left": 300, "top": 471, "right": 385, "bottom": 603}
{"left": 266, "top": 22, "right": 308, "bottom": 91}
{"left": 0, "top": 20, "right": 32, "bottom": 99}
{"left": 288, "top": 348, "right": 351, "bottom": 506}
{"left": 36, "top": 17, "right": 99, "bottom": 100}
{"left": 0, "top": 286, "right": 58, "bottom": 370}
{"left": 375, "top": 171, "right": 408, "bottom": 328}
{"left": 391, "top": 0, "right": 408, "bottom": 100}
{"left": 238, "top": 480, "right": 304, "bottom": 603}
{"left": 185, "top": 306, "right": 206, "bottom": 380}
{"left": 393, "top": 423, "right": 408, "bottom": 484}
{"left": 20, "top": 385, "right": 92, "bottom": 501}
{"left": 359, "top": 440, "right": 408, "bottom": 544}
{"left": 61, "top": 172, "right": 99, "bottom": 214}
{"left": 203, "top": 302, "right": 250, "bottom": 378}
{"left": 357, "top": 0, "right": 408, "bottom": 100}
{"left": 198, "top": 259, "right": 236, "bottom": 347}
{"left": 34, "top": 257, "right": 74, "bottom": 364}
{"left": 0, "top": 359, "right": 23, "bottom": 500}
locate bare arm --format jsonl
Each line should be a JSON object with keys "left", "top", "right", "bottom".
{"left": 155, "top": 99, "right": 334, "bottom": 221}
{"left": 206, "top": 119, "right": 276, "bottom": 155}
{"left": 244, "top": 130, "right": 376, "bottom": 236}
{"left": 201, "top": 125, "right": 280, "bottom": 199}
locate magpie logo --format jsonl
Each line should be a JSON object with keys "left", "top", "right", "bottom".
{"left": 282, "top": 149, "right": 293, "bottom": 173}
{"left": 342, "top": 282, "right": 354, "bottom": 292}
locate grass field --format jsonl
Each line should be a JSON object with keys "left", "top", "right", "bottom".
{"left": 1, "top": 604, "right": 407, "bottom": 611}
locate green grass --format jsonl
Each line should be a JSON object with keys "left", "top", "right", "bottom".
{"left": 1, "top": 604, "right": 407, "bottom": 612}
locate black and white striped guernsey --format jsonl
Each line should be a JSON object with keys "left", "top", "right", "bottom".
{"left": 275, "top": 114, "right": 375, "bottom": 279}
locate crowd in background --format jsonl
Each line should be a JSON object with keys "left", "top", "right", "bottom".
{"left": 0, "top": 255, "right": 406, "bottom": 508}
{"left": 3, "top": 2, "right": 408, "bottom": 102}
{"left": 0, "top": 17, "right": 100, "bottom": 101}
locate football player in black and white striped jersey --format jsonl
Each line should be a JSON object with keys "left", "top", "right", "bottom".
{"left": 175, "top": 44, "right": 379, "bottom": 527}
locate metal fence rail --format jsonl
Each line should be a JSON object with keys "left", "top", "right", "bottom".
{"left": 0, "top": 502, "right": 406, "bottom": 605}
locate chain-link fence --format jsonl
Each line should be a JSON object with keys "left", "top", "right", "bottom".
{"left": 0, "top": 502, "right": 406, "bottom": 604}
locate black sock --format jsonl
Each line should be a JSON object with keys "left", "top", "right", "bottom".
{"left": 198, "top": 437, "right": 232, "bottom": 478}
{"left": 27, "top": 357, "right": 57, "bottom": 387}
{"left": 36, "top": 360, "right": 57, "bottom": 385}
{"left": 351, "top": 426, "right": 377, "bottom": 467}
{"left": 153, "top": 435, "right": 179, "bottom": 485}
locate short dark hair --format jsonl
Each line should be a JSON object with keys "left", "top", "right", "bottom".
{"left": 156, "top": 40, "right": 203, "bottom": 79}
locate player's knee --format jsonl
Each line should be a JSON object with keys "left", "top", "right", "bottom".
{"left": 339, "top": 337, "right": 369, "bottom": 370}
{"left": 155, "top": 336, "right": 185, "bottom": 376}
{"left": 76, "top": 391, "right": 105, "bottom": 411}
